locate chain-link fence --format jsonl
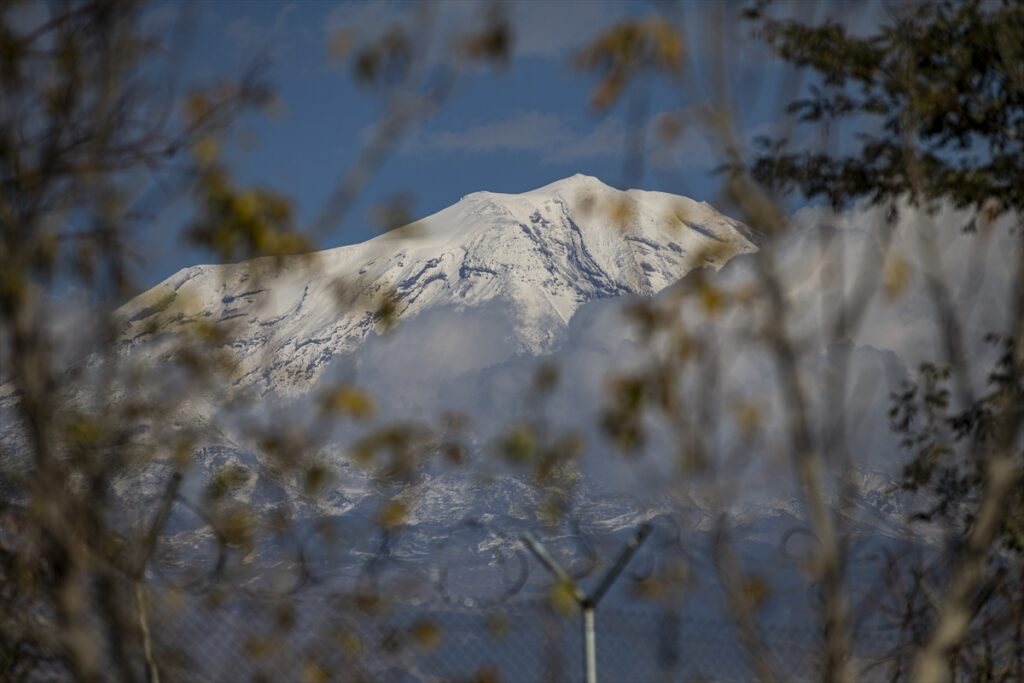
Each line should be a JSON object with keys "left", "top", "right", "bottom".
{"left": 2, "top": 520, "right": 950, "bottom": 683}
{"left": 135, "top": 590, "right": 905, "bottom": 683}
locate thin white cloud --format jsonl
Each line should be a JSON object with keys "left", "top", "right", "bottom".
{"left": 406, "top": 108, "right": 779, "bottom": 171}
{"left": 407, "top": 110, "right": 633, "bottom": 165}
{"left": 543, "top": 119, "right": 628, "bottom": 164}
{"left": 422, "top": 111, "right": 570, "bottom": 156}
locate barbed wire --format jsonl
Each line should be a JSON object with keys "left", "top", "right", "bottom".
{"left": 7, "top": 479, "right": 1022, "bottom": 683}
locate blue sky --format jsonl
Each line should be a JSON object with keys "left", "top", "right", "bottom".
{"left": 134, "top": 0, "right": 869, "bottom": 291}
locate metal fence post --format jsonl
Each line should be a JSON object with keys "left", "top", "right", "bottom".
{"left": 523, "top": 523, "right": 652, "bottom": 683}
{"left": 582, "top": 602, "right": 596, "bottom": 683}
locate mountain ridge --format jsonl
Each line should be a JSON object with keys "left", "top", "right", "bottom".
{"left": 116, "top": 174, "right": 758, "bottom": 394}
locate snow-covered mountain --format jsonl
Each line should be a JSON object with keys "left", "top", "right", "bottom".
{"left": 117, "top": 174, "right": 758, "bottom": 394}
{"left": 4, "top": 173, "right": 932, "bottom": 612}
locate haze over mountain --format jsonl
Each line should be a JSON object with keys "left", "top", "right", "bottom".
{"left": 106, "top": 176, "right": 955, "bottom": 539}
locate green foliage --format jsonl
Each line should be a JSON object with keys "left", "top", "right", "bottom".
{"left": 744, "top": 0, "right": 1024, "bottom": 215}
{"left": 188, "top": 153, "right": 310, "bottom": 261}
{"left": 891, "top": 337, "right": 1023, "bottom": 552}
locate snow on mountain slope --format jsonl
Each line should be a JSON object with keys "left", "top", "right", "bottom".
{"left": 117, "top": 174, "right": 758, "bottom": 393}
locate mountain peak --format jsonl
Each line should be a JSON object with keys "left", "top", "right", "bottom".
{"left": 458, "top": 174, "right": 610, "bottom": 204}
{"left": 527, "top": 173, "right": 612, "bottom": 195}
{"left": 118, "top": 179, "right": 758, "bottom": 393}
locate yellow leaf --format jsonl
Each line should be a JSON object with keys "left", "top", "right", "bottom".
{"left": 608, "top": 196, "right": 634, "bottom": 228}
{"left": 740, "top": 575, "right": 770, "bottom": 609}
{"left": 486, "top": 613, "right": 510, "bottom": 638}
{"left": 220, "top": 508, "right": 253, "bottom": 549}
{"left": 244, "top": 637, "right": 272, "bottom": 657}
{"left": 471, "top": 667, "right": 501, "bottom": 683}
{"left": 172, "top": 441, "right": 193, "bottom": 469}
{"left": 375, "top": 293, "right": 399, "bottom": 333}
{"left": 183, "top": 92, "right": 210, "bottom": 124}
{"left": 192, "top": 136, "right": 219, "bottom": 165}
{"left": 549, "top": 580, "right": 577, "bottom": 616}
{"left": 651, "top": 19, "right": 685, "bottom": 71}
{"left": 378, "top": 499, "right": 407, "bottom": 528}
{"left": 410, "top": 619, "right": 441, "bottom": 650}
{"left": 733, "top": 399, "right": 762, "bottom": 437}
{"left": 884, "top": 254, "right": 911, "bottom": 300}
{"left": 698, "top": 282, "right": 725, "bottom": 317}
{"left": 319, "top": 384, "right": 376, "bottom": 420}
{"left": 304, "top": 464, "right": 330, "bottom": 496}
{"left": 333, "top": 627, "right": 363, "bottom": 656}
{"left": 234, "top": 191, "right": 259, "bottom": 221}
{"left": 498, "top": 423, "right": 535, "bottom": 463}
{"left": 302, "top": 662, "right": 328, "bottom": 683}
{"left": 65, "top": 415, "right": 104, "bottom": 448}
